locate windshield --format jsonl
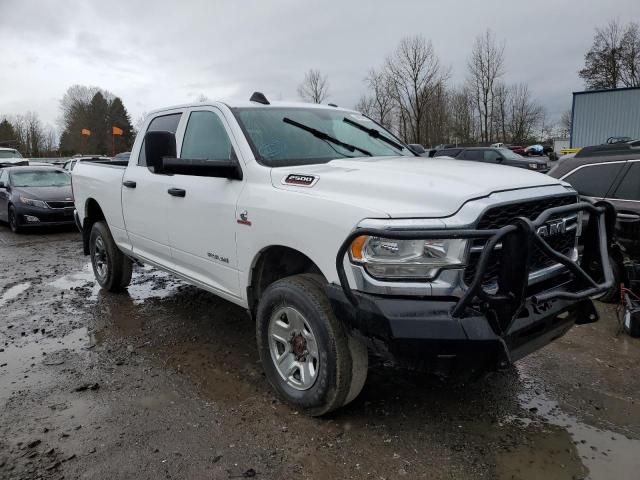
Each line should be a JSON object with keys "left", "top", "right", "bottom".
{"left": 0, "top": 150, "right": 22, "bottom": 159}
{"left": 11, "top": 170, "right": 70, "bottom": 187}
{"left": 498, "top": 148, "right": 526, "bottom": 161}
{"left": 233, "top": 107, "right": 412, "bottom": 167}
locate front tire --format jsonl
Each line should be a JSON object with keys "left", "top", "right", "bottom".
{"left": 89, "top": 221, "right": 132, "bottom": 292}
{"left": 256, "top": 274, "right": 368, "bottom": 416}
{"left": 8, "top": 205, "right": 21, "bottom": 233}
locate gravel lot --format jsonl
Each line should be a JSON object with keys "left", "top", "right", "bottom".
{"left": 1, "top": 226, "right": 639, "bottom": 480}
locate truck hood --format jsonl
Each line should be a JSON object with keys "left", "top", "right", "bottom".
{"left": 271, "top": 156, "right": 562, "bottom": 218}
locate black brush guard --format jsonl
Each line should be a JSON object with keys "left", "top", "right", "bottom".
{"left": 336, "top": 198, "right": 615, "bottom": 333}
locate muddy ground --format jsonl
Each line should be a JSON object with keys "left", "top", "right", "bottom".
{"left": 0, "top": 226, "right": 639, "bottom": 480}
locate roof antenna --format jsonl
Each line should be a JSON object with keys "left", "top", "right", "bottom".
{"left": 250, "top": 92, "right": 270, "bottom": 105}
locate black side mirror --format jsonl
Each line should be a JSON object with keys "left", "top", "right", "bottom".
{"left": 0, "top": 181, "right": 5, "bottom": 189}
{"left": 144, "top": 131, "right": 177, "bottom": 173}
{"left": 162, "top": 151, "right": 243, "bottom": 180}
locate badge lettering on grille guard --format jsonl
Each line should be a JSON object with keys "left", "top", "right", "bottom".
{"left": 536, "top": 218, "right": 567, "bottom": 238}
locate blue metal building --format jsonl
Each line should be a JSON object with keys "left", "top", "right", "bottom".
{"left": 570, "top": 86, "right": 640, "bottom": 147}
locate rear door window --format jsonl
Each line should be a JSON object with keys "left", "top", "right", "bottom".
{"left": 139, "top": 113, "right": 182, "bottom": 169}
{"left": 563, "top": 162, "right": 625, "bottom": 198}
{"left": 463, "top": 150, "right": 483, "bottom": 161}
{"left": 612, "top": 162, "right": 640, "bottom": 201}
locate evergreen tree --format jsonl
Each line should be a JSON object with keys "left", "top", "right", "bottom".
{"left": 0, "top": 119, "right": 18, "bottom": 148}
{"left": 88, "top": 92, "right": 109, "bottom": 154}
{"left": 107, "top": 97, "right": 135, "bottom": 153}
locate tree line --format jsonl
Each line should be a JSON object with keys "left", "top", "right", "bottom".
{"left": 298, "top": 20, "right": 640, "bottom": 148}
{"left": 0, "top": 85, "right": 135, "bottom": 157}
{"left": 298, "top": 30, "right": 549, "bottom": 148}
{"left": 58, "top": 85, "right": 134, "bottom": 155}
{"left": 0, "top": 113, "right": 57, "bottom": 157}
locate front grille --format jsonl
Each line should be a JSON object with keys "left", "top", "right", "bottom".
{"left": 464, "top": 195, "right": 578, "bottom": 286}
{"left": 46, "top": 200, "right": 74, "bottom": 209}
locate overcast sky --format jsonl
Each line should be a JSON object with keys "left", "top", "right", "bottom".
{"left": 1, "top": 0, "right": 638, "bottom": 134}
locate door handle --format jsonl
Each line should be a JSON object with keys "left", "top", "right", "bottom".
{"left": 168, "top": 188, "right": 186, "bottom": 197}
{"left": 122, "top": 180, "right": 136, "bottom": 188}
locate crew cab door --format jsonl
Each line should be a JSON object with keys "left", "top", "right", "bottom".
{"left": 166, "top": 108, "right": 244, "bottom": 298}
{"left": 122, "top": 112, "right": 183, "bottom": 266}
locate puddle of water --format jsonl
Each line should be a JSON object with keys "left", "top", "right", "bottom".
{"left": 505, "top": 372, "right": 640, "bottom": 479}
{"left": 48, "top": 263, "right": 95, "bottom": 290}
{"left": 0, "top": 282, "right": 31, "bottom": 306}
{"left": 48, "top": 263, "right": 181, "bottom": 303}
{"left": 0, "top": 327, "right": 91, "bottom": 404}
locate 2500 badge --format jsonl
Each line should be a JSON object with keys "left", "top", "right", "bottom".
{"left": 207, "top": 252, "right": 229, "bottom": 263}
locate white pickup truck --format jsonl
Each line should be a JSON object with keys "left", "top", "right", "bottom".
{"left": 72, "top": 93, "right": 613, "bottom": 415}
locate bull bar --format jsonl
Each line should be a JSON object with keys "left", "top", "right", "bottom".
{"left": 336, "top": 198, "right": 615, "bottom": 331}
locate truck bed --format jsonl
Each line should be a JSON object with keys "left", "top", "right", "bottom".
{"left": 72, "top": 161, "right": 127, "bottom": 243}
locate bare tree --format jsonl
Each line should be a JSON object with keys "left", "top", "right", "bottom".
{"left": 385, "top": 35, "right": 448, "bottom": 144}
{"left": 354, "top": 95, "right": 375, "bottom": 117}
{"left": 363, "top": 69, "right": 395, "bottom": 129}
{"left": 579, "top": 20, "right": 630, "bottom": 89}
{"left": 559, "top": 110, "right": 572, "bottom": 137}
{"left": 492, "top": 82, "right": 510, "bottom": 143}
{"left": 448, "top": 86, "right": 475, "bottom": 144}
{"left": 508, "top": 84, "right": 543, "bottom": 143}
{"left": 468, "top": 30, "right": 505, "bottom": 143}
{"left": 297, "top": 69, "right": 329, "bottom": 103}
{"left": 620, "top": 21, "right": 640, "bottom": 87}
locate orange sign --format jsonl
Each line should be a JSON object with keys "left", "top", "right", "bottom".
{"left": 112, "top": 126, "right": 123, "bottom": 136}
{"left": 81, "top": 128, "right": 91, "bottom": 136}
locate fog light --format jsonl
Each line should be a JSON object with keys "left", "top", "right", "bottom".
{"left": 24, "top": 215, "right": 40, "bottom": 223}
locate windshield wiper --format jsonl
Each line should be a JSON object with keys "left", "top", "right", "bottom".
{"left": 342, "top": 117, "right": 405, "bottom": 152}
{"left": 283, "top": 117, "right": 372, "bottom": 157}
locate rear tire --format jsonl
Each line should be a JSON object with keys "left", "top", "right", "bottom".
{"left": 8, "top": 205, "right": 21, "bottom": 233}
{"left": 89, "top": 221, "right": 132, "bottom": 292}
{"left": 256, "top": 274, "right": 368, "bottom": 416}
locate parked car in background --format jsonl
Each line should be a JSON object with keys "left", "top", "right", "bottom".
{"left": 0, "top": 166, "right": 75, "bottom": 232}
{"left": 71, "top": 96, "right": 612, "bottom": 415}
{"left": 0, "top": 147, "right": 28, "bottom": 167}
{"left": 606, "top": 136, "right": 633, "bottom": 144}
{"left": 508, "top": 145, "right": 526, "bottom": 156}
{"left": 549, "top": 149, "right": 640, "bottom": 301}
{"left": 63, "top": 156, "right": 112, "bottom": 172}
{"left": 426, "top": 143, "right": 456, "bottom": 157}
{"left": 434, "top": 146, "right": 549, "bottom": 172}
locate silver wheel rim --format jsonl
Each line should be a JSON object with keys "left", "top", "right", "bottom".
{"left": 93, "top": 235, "right": 108, "bottom": 280}
{"left": 268, "top": 306, "right": 319, "bottom": 391}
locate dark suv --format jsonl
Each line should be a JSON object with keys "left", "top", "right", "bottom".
{"left": 434, "top": 147, "right": 549, "bottom": 172}
{"left": 549, "top": 149, "right": 640, "bottom": 299}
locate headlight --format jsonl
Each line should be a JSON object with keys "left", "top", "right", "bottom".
{"left": 19, "top": 196, "right": 48, "bottom": 208}
{"left": 528, "top": 163, "right": 538, "bottom": 169}
{"left": 350, "top": 236, "right": 467, "bottom": 280}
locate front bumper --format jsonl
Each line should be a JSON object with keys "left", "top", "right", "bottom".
{"left": 14, "top": 204, "right": 75, "bottom": 227}
{"left": 333, "top": 197, "right": 614, "bottom": 368}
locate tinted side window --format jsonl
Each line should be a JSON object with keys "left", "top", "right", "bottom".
{"left": 464, "top": 150, "right": 483, "bottom": 161}
{"left": 612, "top": 162, "right": 640, "bottom": 201}
{"left": 564, "top": 163, "right": 624, "bottom": 198}
{"left": 139, "top": 113, "right": 182, "bottom": 168}
{"left": 436, "top": 148, "right": 461, "bottom": 157}
{"left": 483, "top": 150, "right": 500, "bottom": 162}
{"left": 0, "top": 169, "right": 7, "bottom": 183}
{"left": 181, "top": 111, "right": 232, "bottom": 161}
